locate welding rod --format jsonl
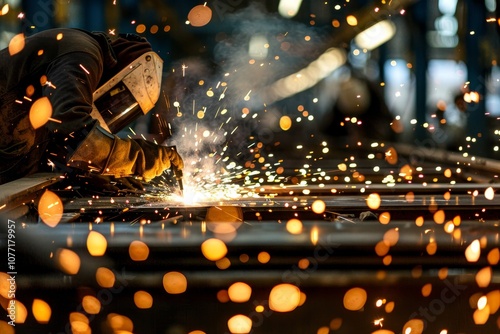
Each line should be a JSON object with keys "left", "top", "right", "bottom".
{"left": 169, "top": 145, "right": 184, "bottom": 196}
{"left": 174, "top": 167, "right": 184, "bottom": 196}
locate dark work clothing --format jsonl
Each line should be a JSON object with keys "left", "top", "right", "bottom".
{"left": 0, "top": 29, "right": 106, "bottom": 183}
{"left": 0, "top": 28, "right": 182, "bottom": 184}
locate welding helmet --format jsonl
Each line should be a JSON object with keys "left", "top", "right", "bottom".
{"left": 91, "top": 51, "right": 163, "bottom": 133}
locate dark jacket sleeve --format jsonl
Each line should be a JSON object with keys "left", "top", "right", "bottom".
{"left": 1, "top": 29, "right": 106, "bottom": 182}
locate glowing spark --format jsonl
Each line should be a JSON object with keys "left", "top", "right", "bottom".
{"left": 227, "top": 315, "right": 252, "bottom": 333}
{"left": 465, "top": 239, "right": 481, "bottom": 262}
{"left": 346, "top": 15, "right": 358, "bottom": 26}
{"left": 79, "top": 64, "right": 90, "bottom": 74}
{"left": 343, "top": 287, "right": 367, "bottom": 311}
{"left": 1, "top": 4, "right": 9, "bottom": 15}
{"left": 8, "top": 33, "right": 25, "bottom": 55}
{"left": 43, "top": 81, "right": 56, "bottom": 89}
{"left": 485, "top": 187, "right": 495, "bottom": 200}
{"left": 48, "top": 117, "right": 62, "bottom": 124}
{"left": 269, "top": 284, "right": 301, "bottom": 312}
{"left": 219, "top": 87, "right": 228, "bottom": 100}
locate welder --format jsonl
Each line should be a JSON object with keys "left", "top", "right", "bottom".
{"left": 0, "top": 28, "right": 184, "bottom": 188}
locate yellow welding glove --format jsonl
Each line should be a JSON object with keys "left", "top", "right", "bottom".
{"left": 68, "top": 124, "right": 184, "bottom": 182}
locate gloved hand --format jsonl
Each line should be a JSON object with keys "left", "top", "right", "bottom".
{"left": 160, "top": 146, "right": 184, "bottom": 172}
{"left": 68, "top": 124, "right": 184, "bottom": 182}
{"left": 130, "top": 142, "right": 184, "bottom": 181}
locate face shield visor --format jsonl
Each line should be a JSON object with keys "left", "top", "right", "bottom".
{"left": 91, "top": 51, "right": 163, "bottom": 133}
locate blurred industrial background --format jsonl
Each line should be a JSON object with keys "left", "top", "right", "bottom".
{"left": 1, "top": 1, "right": 500, "bottom": 334}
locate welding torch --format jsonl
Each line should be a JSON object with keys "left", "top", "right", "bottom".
{"left": 169, "top": 145, "right": 184, "bottom": 196}
{"left": 173, "top": 166, "right": 184, "bottom": 196}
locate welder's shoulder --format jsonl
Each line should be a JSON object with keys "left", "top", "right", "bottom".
{"left": 0, "top": 28, "right": 104, "bottom": 62}
{"left": 0, "top": 28, "right": 106, "bottom": 95}
{"left": 26, "top": 28, "right": 104, "bottom": 56}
